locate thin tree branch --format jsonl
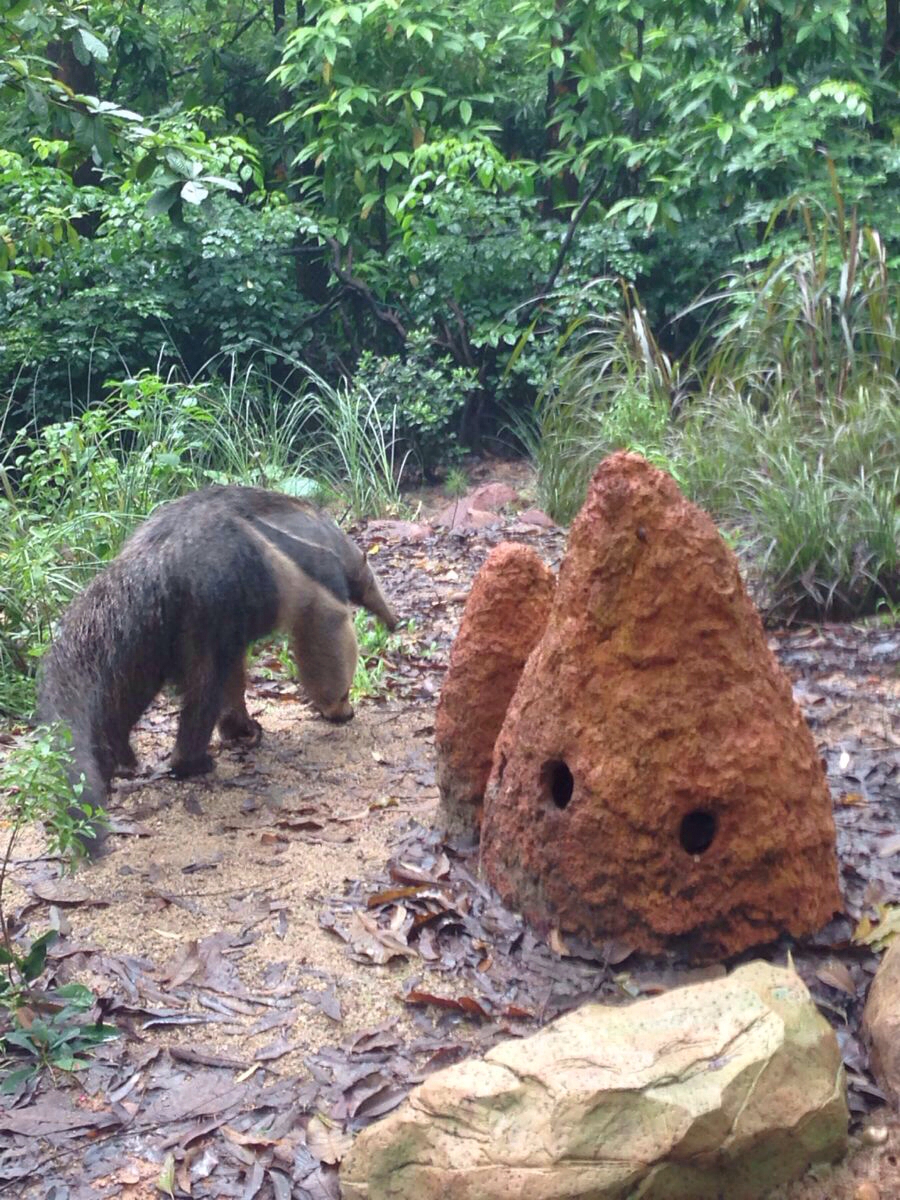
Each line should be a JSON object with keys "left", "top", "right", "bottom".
{"left": 543, "top": 172, "right": 607, "bottom": 296}
{"left": 325, "top": 236, "right": 407, "bottom": 344}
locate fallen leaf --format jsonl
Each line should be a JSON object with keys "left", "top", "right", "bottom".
{"left": 815, "top": 958, "right": 857, "bottom": 996}
{"left": 853, "top": 905, "right": 900, "bottom": 950}
{"left": 32, "top": 880, "right": 105, "bottom": 906}
{"left": 306, "top": 1114, "right": 352, "bottom": 1165}
{"left": 156, "top": 1154, "right": 176, "bottom": 1199}
{"left": 404, "top": 989, "right": 490, "bottom": 1020}
{"left": 839, "top": 791, "right": 867, "bottom": 806}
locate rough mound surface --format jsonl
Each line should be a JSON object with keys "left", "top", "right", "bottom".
{"left": 341, "top": 961, "right": 848, "bottom": 1200}
{"left": 435, "top": 542, "right": 555, "bottom": 833}
{"left": 480, "top": 452, "right": 842, "bottom": 959}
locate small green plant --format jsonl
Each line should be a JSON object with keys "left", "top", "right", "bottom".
{"left": 0, "top": 725, "right": 104, "bottom": 869}
{"left": 1, "top": 980, "right": 119, "bottom": 1092}
{"left": 351, "top": 610, "right": 408, "bottom": 701}
{"left": 289, "top": 367, "right": 405, "bottom": 518}
{"left": 249, "top": 613, "right": 409, "bottom": 701}
{"left": 443, "top": 466, "right": 469, "bottom": 498}
{"left": 0, "top": 728, "right": 117, "bottom": 1090}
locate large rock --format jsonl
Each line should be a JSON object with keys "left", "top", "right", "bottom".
{"left": 435, "top": 543, "right": 555, "bottom": 833}
{"left": 863, "top": 938, "right": 900, "bottom": 1106}
{"left": 481, "top": 452, "right": 841, "bottom": 959}
{"left": 341, "top": 961, "right": 848, "bottom": 1200}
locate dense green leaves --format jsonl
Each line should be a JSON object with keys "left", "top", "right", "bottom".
{"left": 1, "top": 0, "right": 899, "bottom": 446}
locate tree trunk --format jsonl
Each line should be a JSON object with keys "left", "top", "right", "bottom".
{"left": 541, "top": 0, "right": 580, "bottom": 218}
{"left": 883, "top": 0, "right": 900, "bottom": 68}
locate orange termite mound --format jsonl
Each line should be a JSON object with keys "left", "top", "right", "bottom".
{"left": 435, "top": 543, "right": 555, "bottom": 834}
{"left": 480, "top": 453, "right": 842, "bottom": 960}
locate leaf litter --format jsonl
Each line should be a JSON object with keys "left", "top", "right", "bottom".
{"left": 1, "top": 467, "right": 897, "bottom": 1198}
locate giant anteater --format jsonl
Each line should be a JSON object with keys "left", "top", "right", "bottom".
{"left": 38, "top": 485, "right": 398, "bottom": 854}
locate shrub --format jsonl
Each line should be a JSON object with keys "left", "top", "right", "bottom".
{"left": 513, "top": 287, "right": 676, "bottom": 523}
{"left": 1, "top": 192, "right": 325, "bottom": 428}
{"left": 352, "top": 332, "right": 477, "bottom": 480}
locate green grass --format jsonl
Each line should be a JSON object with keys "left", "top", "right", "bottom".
{"left": 443, "top": 466, "right": 469, "bottom": 498}
{"left": 511, "top": 283, "right": 677, "bottom": 524}
{"left": 525, "top": 209, "right": 900, "bottom": 619}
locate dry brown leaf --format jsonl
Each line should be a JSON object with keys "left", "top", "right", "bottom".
{"left": 222, "top": 1125, "right": 284, "bottom": 1149}
{"left": 306, "top": 1114, "right": 352, "bottom": 1165}
{"left": 839, "top": 791, "right": 867, "bottom": 806}
{"left": 404, "top": 989, "right": 490, "bottom": 1020}
{"left": 344, "top": 910, "right": 416, "bottom": 964}
{"left": 815, "top": 957, "right": 857, "bottom": 996}
{"left": 31, "top": 879, "right": 104, "bottom": 906}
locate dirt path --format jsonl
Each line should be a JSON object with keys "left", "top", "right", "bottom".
{"left": 1, "top": 470, "right": 899, "bottom": 1199}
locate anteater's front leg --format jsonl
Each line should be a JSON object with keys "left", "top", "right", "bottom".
{"left": 217, "top": 655, "right": 262, "bottom": 743}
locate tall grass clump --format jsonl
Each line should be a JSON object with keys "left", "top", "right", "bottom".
{"left": 528, "top": 203, "right": 900, "bottom": 619}
{"left": 513, "top": 283, "right": 677, "bottom": 524}
{"left": 290, "top": 368, "right": 405, "bottom": 518}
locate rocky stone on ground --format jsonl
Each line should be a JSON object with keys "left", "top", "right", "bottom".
{"left": 433, "top": 498, "right": 500, "bottom": 531}
{"left": 481, "top": 451, "right": 842, "bottom": 960}
{"left": 863, "top": 938, "right": 900, "bottom": 1106}
{"left": 435, "top": 542, "right": 555, "bottom": 834}
{"left": 468, "top": 482, "right": 519, "bottom": 511}
{"left": 365, "top": 519, "right": 432, "bottom": 542}
{"left": 516, "top": 507, "right": 556, "bottom": 528}
{"left": 341, "top": 960, "right": 849, "bottom": 1200}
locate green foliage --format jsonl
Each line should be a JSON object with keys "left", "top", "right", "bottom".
{"left": 678, "top": 390, "right": 900, "bottom": 618}
{"left": 514, "top": 287, "right": 675, "bottom": 523}
{"left": 296, "top": 368, "right": 405, "bottom": 517}
{"left": 2, "top": 188, "right": 323, "bottom": 425}
{"left": 6, "top": 0, "right": 899, "bottom": 444}
{"left": 0, "top": 725, "right": 114, "bottom": 1091}
{"left": 529, "top": 209, "right": 900, "bottom": 618}
{"left": 1, "top": 979, "right": 118, "bottom": 1092}
{"left": 352, "top": 332, "right": 476, "bottom": 478}
{"left": 443, "top": 466, "right": 469, "bottom": 498}
{"left": 271, "top": 0, "right": 514, "bottom": 233}
{"left": 351, "top": 611, "right": 410, "bottom": 702}
{"left": 0, "top": 724, "right": 104, "bottom": 860}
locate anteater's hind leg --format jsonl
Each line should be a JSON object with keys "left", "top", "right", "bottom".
{"left": 111, "top": 736, "right": 138, "bottom": 773}
{"left": 217, "top": 656, "right": 262, "bottom": 744}
{"left": 292, "top": 601, "right": 358, "bottom": 723}
{"left": 171, "top": 650, "right": 237, "bottom": 777}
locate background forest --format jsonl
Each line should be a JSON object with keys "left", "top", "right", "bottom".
{"left": 1, "top": 0, "right": 899, "bottom": 716}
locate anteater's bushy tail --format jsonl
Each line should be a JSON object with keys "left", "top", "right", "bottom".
{"left": 38, "top": 644, "right": 112, "bottom": 858}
